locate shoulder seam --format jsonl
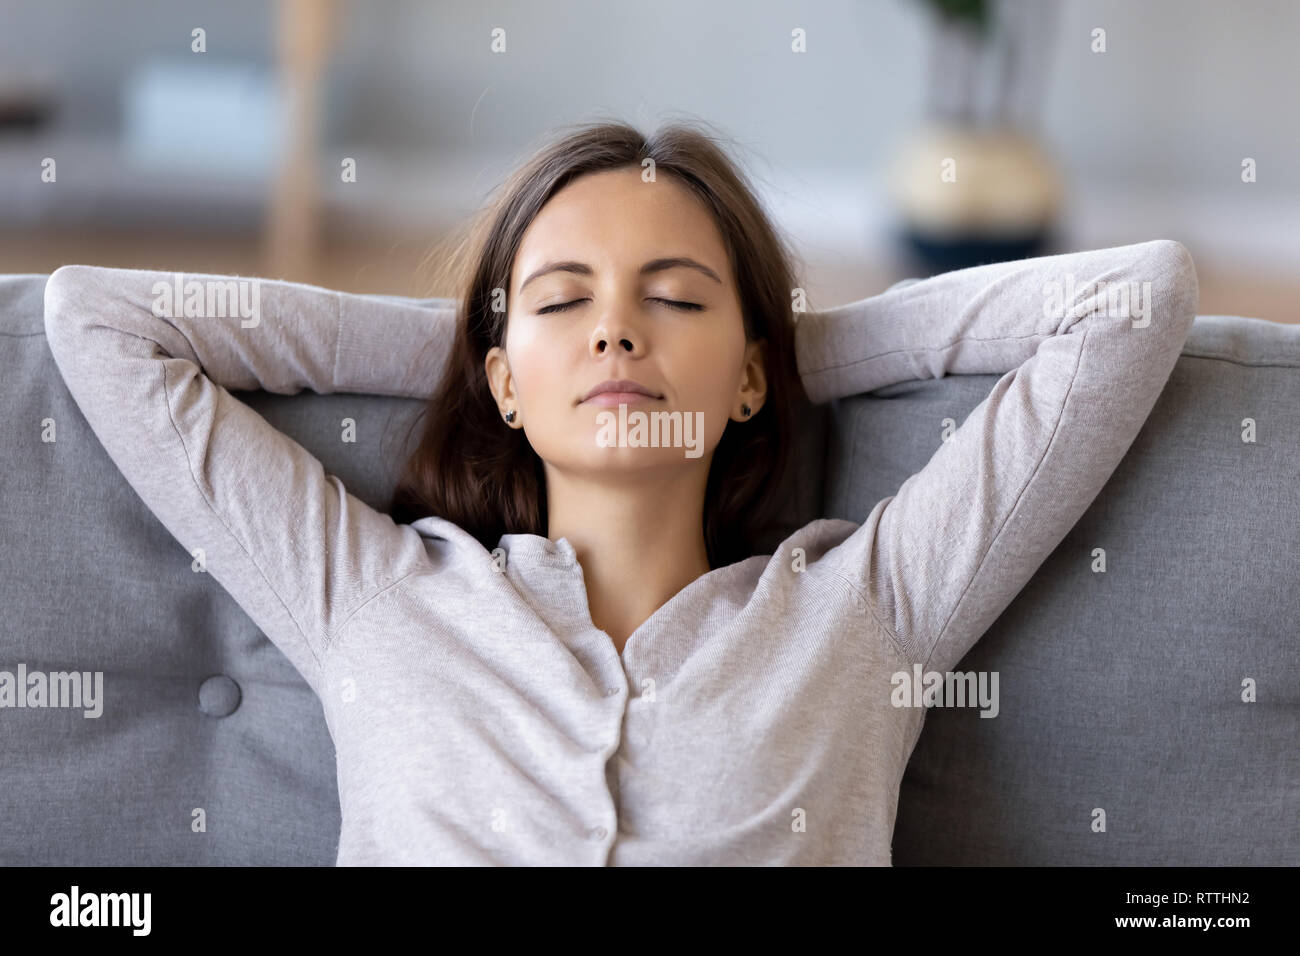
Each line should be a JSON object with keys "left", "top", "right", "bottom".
{"left": 332, "top": 568, "right": 424, "bottom": 637}
{"left": 825, "top": 566, "right": 925, "bottom": 667}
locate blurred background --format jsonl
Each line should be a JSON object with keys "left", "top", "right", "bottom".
{"left": 1, "top": 0, "right": 1297, "bottom": 321}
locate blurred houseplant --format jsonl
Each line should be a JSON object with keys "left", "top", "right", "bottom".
{"left": 888, "top": 0, "right": 1063, "bottom": 273}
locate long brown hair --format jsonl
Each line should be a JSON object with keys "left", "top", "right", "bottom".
{"left": 389, "top": 118, "right": 811, "bottom": 569}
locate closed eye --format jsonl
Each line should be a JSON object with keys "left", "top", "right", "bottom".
{"left": 654, "top": 298, "right": 705, "bottom": 311}
{"left": 537, "top": 298, "right": 704, "bottom": 314}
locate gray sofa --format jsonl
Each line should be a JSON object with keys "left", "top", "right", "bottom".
{"left": 2, "top": 271, "right": 1296, "bottom": 865}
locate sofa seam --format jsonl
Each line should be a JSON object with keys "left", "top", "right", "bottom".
{"left": 1177, "top": 351, "right": 1300, "bottom": 369}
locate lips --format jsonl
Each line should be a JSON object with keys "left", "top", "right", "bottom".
{"left": 579, "top": 379, "right": 663, "bottom": 405}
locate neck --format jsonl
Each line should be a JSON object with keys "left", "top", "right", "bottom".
{"left": 544, "top": 461, "right": 712, "bottom": 652}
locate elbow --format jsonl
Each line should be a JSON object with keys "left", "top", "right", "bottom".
{"left": 44, "top": 264, "right": 120, "bottom": 355}
{"left": 43, "top": 265, "right": 95, "bottom": 338}
{"left": 1141, "top": 239, "right": 1200, "bottom": 338}
{"left": 45, "top": 263, "right": 95, "bottom": 304}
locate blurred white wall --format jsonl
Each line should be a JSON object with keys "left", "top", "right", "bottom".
{"left": 2, "top": 0, "right": 1297, "bottom": 272}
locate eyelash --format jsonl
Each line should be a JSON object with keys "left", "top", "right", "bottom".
{"left": 537, "top": 298, "right": 704, "bottom": 314}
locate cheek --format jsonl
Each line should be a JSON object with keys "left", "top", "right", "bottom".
{"left": 671, "top": 326, "right": 745, "bottom": 410}
{"left": 504, "top": 319, "right": 564, "bottom": 407}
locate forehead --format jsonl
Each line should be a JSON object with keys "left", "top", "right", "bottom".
{"left": 512, "top": 167, "right": 730, "bottom": 290}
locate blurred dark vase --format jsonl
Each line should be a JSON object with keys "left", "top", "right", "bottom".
{"left": 896, "top": 226, "right": 1057, "bottom": 275}
{"left": 887, "top": 122, "right": 1063, "bottom": 275}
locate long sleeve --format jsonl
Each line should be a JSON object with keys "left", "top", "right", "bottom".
{"left": 795, "top": 240, "right": 1199, "bottom": 673}
{"left": 42, "top": 264, "right": 458, "bottom": 694}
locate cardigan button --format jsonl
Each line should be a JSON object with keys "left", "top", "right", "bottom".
{"left": 198, "top": 675, "right": 241, "bottom": 717}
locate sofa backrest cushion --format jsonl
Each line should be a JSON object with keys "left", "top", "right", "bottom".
{"left": 4, "top": 270, "right": 1295, "bottom": 864}
{"left": 826, "top": 314, "right": 1300, "bottom": 864}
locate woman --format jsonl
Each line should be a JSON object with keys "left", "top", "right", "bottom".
{"left": 43, "top": 120, "right": 1198, "bottom": 865}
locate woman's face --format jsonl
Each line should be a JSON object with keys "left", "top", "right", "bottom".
{"left": 486, "top": 166, "right": 766, "bottom": 478}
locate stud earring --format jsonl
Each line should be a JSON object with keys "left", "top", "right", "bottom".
{"left": 741, "top": 404, "right": 751, "bottom": 418}
{"left": 504, "top": 409, "right": 516, "bottom": 424}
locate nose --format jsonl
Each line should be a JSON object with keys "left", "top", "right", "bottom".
{"left": 589, "top": 322, "right": 640, "bottom": 356}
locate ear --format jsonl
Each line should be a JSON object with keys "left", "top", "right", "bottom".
{"left": 733, "top": 338, "right": 768, "bottom": 421}
{"left": 484, "top": 345, "right": 522, "bottom": 427}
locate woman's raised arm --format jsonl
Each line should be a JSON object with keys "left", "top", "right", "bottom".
{"left": 795, "top": 240, "right": 1198, "bottom": 673}
{"left": 43, "top": 265, "right": 457, "bottom": 695}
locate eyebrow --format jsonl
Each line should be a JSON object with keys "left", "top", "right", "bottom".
{"left": 518, "top": 256, "right": 723, "bottom": 292}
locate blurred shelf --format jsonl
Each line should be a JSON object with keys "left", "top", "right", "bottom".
{"left": 2, "top": 134, "right": 1297, "bottom": 322}
{"left": 0, "top": 133, "right": 511, "bottom": 239}
{"left": 0, "top": 133, "right": 267, "bottom": 231}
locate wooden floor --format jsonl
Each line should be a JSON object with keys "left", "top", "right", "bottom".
{"left": 3, "top": 230, "right": 1296, "bottom": 324}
